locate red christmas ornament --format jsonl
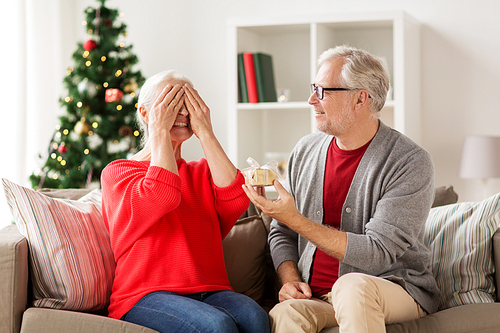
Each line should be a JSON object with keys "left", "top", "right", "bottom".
{"left": 83, "top": 39, "right": 98, "bottom": 51}
{"left": 58, "top": 143, "right": 68, "bottom": 154}
{"left": 105, "top": 88, "right": 124, "bottom": 103}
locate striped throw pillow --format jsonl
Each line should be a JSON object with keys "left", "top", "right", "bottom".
{"left": 2, "top": 178, "right": 115, "bottom": 311}
{"left": 424, "top": 192, "right": 500, "bottom": 310}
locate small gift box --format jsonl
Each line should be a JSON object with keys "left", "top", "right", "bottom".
{"left": 242, "top": 157, "right": 280, "bottom": 187}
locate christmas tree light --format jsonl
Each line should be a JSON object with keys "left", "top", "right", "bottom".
{"left": 30, "top": 0, "right": 145, "bottom": 189}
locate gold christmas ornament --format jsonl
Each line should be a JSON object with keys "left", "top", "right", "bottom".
{"left": 123, "top": 80, "right": 138, "bottom": 93}
{"left": 74, "top": 117, "right": 91, "bottom": 135}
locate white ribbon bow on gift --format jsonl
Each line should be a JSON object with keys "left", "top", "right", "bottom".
{"left": 245, "top": 157, "right": 279, "bottom": 173}
{"left": 242, "top": 157, "right": 282, "bottom": 184}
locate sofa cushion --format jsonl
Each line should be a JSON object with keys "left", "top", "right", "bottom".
{"left": 0, "top": 225, "right": 29, "bottom": 333}
{"left": 38, "top": 187, "right": 94, "bottom": 200}
{"left": 223, "top": 213, "right": 270, "bottom": 304}
{"left": 21, "top": 307, "right": 159, "bottom": 333}
{"left": 321, "top": 303, "right": 500, "bottom": 333}
{"left": 2, "top": 179, "right": 114, "bottom": 312}
{"left": 424, "top": 192, "right": 500, "bottom": 310}
{"left": 432, "top": 185, "right": 459, "bottom": 207}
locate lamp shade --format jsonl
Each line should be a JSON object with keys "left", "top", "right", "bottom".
{"left": 459, "top": 135, "right": 500, "bottom": 179}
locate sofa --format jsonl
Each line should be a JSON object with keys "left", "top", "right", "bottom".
{"left": 1, "top": 182, "right": 500, "bottom": 333}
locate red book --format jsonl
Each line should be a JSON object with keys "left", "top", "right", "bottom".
{"left": 243, "top": 53, "right": 259, "bottom": 103}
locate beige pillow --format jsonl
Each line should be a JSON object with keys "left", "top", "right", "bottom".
{"left": 432, "top": 185, "right": 459, "bottom": 207}
{"left": 38, "top": 188, "right": 94, "bottom": 200}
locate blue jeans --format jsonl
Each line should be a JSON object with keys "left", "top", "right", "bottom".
{"left": 122, "top": 290, "right": 270, "bottom": 333}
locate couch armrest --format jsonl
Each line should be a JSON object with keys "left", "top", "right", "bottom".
{"left": 20, "top": 308, "right": 159, "bottom": 333}
{"left": 493, "top": 228, "right": 500, "bottom": 302}
{"left": 0, "top": 225, "right": 29, "bottom": 333}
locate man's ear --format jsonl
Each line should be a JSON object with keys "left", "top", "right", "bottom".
{"left": 139, "top": 106, "right": 149, "bottom": 124}
{"left": 354, "top": 90, "right": 370, "bottom": 110}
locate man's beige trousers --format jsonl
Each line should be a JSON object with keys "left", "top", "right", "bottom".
{"left": 269, "top": 273, "right": 427, "bottom": 333}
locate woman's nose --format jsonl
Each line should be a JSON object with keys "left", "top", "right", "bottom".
{"left": 178, "top": 104, "right": 189, "bottom": 116}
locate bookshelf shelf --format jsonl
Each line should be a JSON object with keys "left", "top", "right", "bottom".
{"left": 227, "top": 11, "right": 420, "bottom": 169}
{"left": 237, "top": 102, "right": 310, "bottom": 110}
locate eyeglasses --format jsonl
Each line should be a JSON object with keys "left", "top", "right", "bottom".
{"left": 310, "top": 83, "right": 370, "bottom": 100}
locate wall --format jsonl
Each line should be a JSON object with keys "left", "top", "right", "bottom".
{"left": 2, "top": 0, "right": 499, "bottom": 230}
{"left": 50, "top": 0, "right": 500, "bottom": 201}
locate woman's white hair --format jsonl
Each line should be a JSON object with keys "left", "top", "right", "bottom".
{"left": 136, "top": 70, "right": 193, "bottom": 147}
{"left": 318, "top": 45, "right": 390, "bottom": 113}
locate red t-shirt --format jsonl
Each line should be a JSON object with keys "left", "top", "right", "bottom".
{"left": 309, "top": 138, "right": 371, "bottom": 297}
{"left": 101, "top": 158, "right": 250, "bottom": 319}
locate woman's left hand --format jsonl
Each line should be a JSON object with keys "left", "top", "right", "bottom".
{"left": 183, "top": 84, "right": 237, "bottom": 187}
{"left": 183, "top": 84, "right": 213, "bottom": 139}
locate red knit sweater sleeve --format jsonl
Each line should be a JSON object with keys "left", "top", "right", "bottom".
{"left": 212, "top": 170, "right": 250, "bottom": 239}
{"left": 101, "top": 159, "right": 182, "bottom": 259}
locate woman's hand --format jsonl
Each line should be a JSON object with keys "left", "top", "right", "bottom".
{"left": 183, "top": 84, "right": 214, "bottom": 139}
{"left": 148, "top": 84, "right": 185, "bottom": 136}
{"left": 147, "top": 84, "right": 185, "bottom": 174}
{"left": 182, "top": 84, "right": 237, "bottom": 187}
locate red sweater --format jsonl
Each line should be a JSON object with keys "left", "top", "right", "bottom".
{"left": 310, "top": 139, "right": 371, "bottom": 297}
{"left": 101, "top": 158, "right": 250, "bottom": 319}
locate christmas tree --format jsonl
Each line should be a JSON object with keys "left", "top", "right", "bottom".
{"left": 30, "top": 0, "right": 145, "bottom": 189}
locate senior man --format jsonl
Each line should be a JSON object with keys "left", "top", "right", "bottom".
{"left": 243, "top": 45, "right": 440, "bottom": 333}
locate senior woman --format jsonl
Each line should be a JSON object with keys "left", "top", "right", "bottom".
{"left": 101, "top": 70, "right": 270, "bottom": 333}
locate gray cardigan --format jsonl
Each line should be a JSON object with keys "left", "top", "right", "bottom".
{"left": 268, "top": 121, "right": 440, "bottom": 314}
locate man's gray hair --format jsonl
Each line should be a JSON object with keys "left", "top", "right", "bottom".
{"left": 318, "top": 45, "right": 390, "bottom": 113}
{"left": 136, "top": 70, "right": 193, "bottom": 147}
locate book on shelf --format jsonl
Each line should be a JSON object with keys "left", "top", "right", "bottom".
{"left": 237, "top": 53, "right": 248, "bottom": 103}
{"left": 239, "top": 52, "right": 278, "bottom": 104}
{"left": 242, "top": 53, "right": 259, "bottom": 103}
{"left": 253, "top": 52, "right": 277, "bottom": 102}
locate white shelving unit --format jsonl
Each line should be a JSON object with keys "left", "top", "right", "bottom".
{"left": 227, "top": 11, "right": 420, "bottom": 170}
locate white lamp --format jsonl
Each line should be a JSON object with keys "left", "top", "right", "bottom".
{"left": 460, "top": 135, "right": 500, "bottom": 197}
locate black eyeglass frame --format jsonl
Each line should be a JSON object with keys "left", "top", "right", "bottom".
{"left": 310, "top": 83, "right": 371, "bottom": 100}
